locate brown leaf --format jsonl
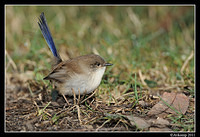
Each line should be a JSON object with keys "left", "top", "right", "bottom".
{"left": 126, "top": 116, "right": 150, "bottom": 130}
{"left": 154, "top": 118, "right": 170, "bottom": 128}
{"left": 147, "top": 92, "right": 189, "bottom": 116}
{"left": 155, "top": 118, "right": 169, "bottom": 125}
{"left": 165, "top": 93, "right": 189, "bottom": 114}
{"left": 148, "top": 117, "right": 169, "bottom": 128}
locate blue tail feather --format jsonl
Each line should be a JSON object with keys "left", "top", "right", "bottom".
{"left": 38, "top": 12, "right": 61, "bottom": 60}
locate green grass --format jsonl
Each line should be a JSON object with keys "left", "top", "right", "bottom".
{"left": 6, "top": 5, "right": 194, "bottom": 131}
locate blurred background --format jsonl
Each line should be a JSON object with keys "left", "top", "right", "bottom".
{"left": 5, "top": 5, "right": 194, "bottom": 89}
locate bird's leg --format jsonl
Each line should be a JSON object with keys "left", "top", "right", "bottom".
{"left": 77, "top": 89, "right": 81, "bottom": 105}
{"left": 71, "top": 88, "right": 76, "bottom": 105}
{"left": 80, "top": 89, "right": 87, "bottom": 102}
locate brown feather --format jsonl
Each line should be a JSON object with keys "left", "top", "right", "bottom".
{"left": 43, "top": 54, "right": 106, "bottom": 83}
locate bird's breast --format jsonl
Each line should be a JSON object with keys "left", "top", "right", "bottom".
{"left": 60, "top": 67, "right": 106, "bottom": 96}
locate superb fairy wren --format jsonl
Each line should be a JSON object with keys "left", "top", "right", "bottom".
{"left": 38, "top": 12, "right": 112, "bottom": 97}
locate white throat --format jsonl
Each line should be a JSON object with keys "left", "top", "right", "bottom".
{"left": 88, "top": 67, "right": 106, "bottom": 92}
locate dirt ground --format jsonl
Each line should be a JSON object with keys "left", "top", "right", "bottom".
{"left": 5, "top": 72, "right": 195, "bottom": 132}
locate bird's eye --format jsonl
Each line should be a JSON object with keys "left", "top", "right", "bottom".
{"left": 95, "top": 62, "right": 101, "bottom": 66}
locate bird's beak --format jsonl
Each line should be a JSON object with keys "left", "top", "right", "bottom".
{"left": 104, "top": 63, "right": 113, "bottom": 66}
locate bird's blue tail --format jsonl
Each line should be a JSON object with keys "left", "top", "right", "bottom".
{"left": 38, "top": 12, "right": 61, "bottom": 60}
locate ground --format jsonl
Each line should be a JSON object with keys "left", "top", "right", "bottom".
{"left": 5, "top": 71, "right": 194, "bottom": 132}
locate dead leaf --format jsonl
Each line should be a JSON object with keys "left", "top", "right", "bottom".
{"left": 147, "top": 92, "right": 189, "bottom": 116}
{"left": 154, "top": 118, "right": 170, "bottom": 128}
{"left": 165, "top": 93, "right": 189, "bottom": 114}
{"left": 148, "top": 117, "right": 169, "bottom": 128}
{"left": 155, "top": 118, "right": 169, "bottom": 125}
{"left": 126, "top": 116, "right": 150, "bottom": 130}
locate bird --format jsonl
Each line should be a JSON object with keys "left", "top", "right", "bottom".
{"left": 37, "top": 12, "right": 112, "bottom": 103}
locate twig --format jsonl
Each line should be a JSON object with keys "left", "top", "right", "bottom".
{"left": 81, "top": 89, "right": 97, "bottom": 104}
{"left": 33, "top": 101, "right": 52, "bottom": 116}
{"left": 33, "top": 101, "right": 40, "bottom": 113}
{"left": 43, "top": 110, "right": 52, "bottom": 117}
{"left": 138, "top": 70, "right": 152, "bottom": 92}
{"left": 84, "top": 116, "right": 99, "bottom": 125}
{"left": 112, "top": 119, "right": 121, "bottom": 131}
{"left": 62, "top": 93, "right": 70, "bottom": 106}
{"left": 75, "top": 105, "right": 82, "bottom": 125}
{"left": 138, "top": 69, "right": 147, "bottom": 86}
{"left": 96, "top": 119, "right": 110, "bottom": 131}
{"left": 88, "top": 100, "right": 104, "bottom": 113}
{"left": 5, "top": 50, "right": 17, "bottom": 71}
{"left": 71, "top": 89, "right": 82, "bottom": 125}
{"left": 58, "top": 105, "right": 76, "bottom": 117}
{"left": 181, "top": 51, "right": 194, "bottom": 74}
{"left": 115, "top": 98, "right": 127, "bottom": 106}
